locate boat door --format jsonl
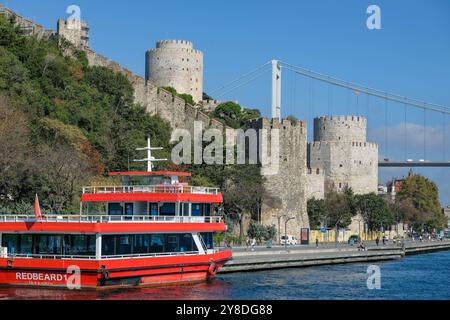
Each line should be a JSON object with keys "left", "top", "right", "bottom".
{"left": 125, "top": 203, "right": 134, "bottom": 219}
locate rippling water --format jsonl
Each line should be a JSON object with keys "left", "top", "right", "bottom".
{"left": 1, "top": 251, "right": 450, "bottom": 300}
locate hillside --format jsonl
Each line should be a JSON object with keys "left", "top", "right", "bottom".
{"left": 0, "top": 14, "right": 172, "bottom": 214}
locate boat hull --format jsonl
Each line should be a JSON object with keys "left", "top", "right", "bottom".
{"left": 0, "top": 251, "right": 231, "bottom": 290}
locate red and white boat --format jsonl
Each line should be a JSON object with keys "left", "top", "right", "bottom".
{"left": 0, "top": 138, "right": 232, "bottom": 289}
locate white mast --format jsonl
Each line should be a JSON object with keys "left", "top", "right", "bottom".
{"left": 134, "top": 136, "right": 167, "bottom": 172}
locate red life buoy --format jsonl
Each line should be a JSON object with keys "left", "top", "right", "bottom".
{"left": 207, "top": 263, "right": 218, "bottom": 276}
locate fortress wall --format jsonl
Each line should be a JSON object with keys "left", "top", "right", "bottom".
{"left": 248, "top": 118, "right": 310, "bottom": 237}
{"left": 304, "top": 167, "right": 325, "bottom": 200}
{"left": 314, "top": 116, "right": 367, "bottom": 142}
{"left": 83, "top": 45, "right": 224, "bottom": 133}
{"left": 309, "top": 141, "right": 378, "bottom": 194}
{"left": 1, "top": 4, "right": 52, "bottom": 39}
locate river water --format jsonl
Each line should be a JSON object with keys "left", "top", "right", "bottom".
{"left": 1, "top": 251, "right": 449, "bottom": 300}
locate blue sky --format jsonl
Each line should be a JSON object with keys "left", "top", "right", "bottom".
{"left": 3, "top": 0, "right": 450, "bottom": 205}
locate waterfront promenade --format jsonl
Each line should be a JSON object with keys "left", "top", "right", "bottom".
{"left": 219, "top": 240, "right": 450, "bottom": 273}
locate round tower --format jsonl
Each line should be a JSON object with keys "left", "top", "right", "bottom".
{"left": 309, "top": 115, "right": 378, "bottom": 194}
{"left": 145, "top": 40, "right": 203, "bottom": 103}
{"left": 314, "top": 116, "right": 367, "bottom": 142}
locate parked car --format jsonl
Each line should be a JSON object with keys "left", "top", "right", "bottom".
{"left": 348, "top": 235, "right": 361, "bottom": 245}
{"left": 280, "top": 235, "right": 298, "bottom": 245}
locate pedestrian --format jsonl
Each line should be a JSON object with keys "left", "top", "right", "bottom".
{"left": 251, "top": 238, "right": 256, "bottom": 251}
{"left": 419, "top": 235, "right": 423, "bottom": 242}
{"left": 358, "top": 241, "right": 366, "bottom": 251}
{"left": 382, "top": 236, "right": 386, "bottom": 245}
{"left": 375, "top": 237, "right": 379, "bottom": 246}
{"left": 316, "top": 238, "right": 319, "bottom": 248}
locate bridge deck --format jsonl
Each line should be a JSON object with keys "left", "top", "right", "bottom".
{"left": 379, "top": 162, "right": 450, "bottom": 167}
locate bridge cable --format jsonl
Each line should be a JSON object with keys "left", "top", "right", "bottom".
{"left": 279, "top": 61, "right": 450, "bottom": 115}
{"left": 209, "top": 61, "right": 271, "bottom": 96}
{"left": 214, "top": 67, "right": 270, "bottom": 98}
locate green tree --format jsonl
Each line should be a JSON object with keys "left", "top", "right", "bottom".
{"left": 355, "top": 193, "right": 395, "bottom": 232}
{"left": 307, "top": 198, "right": 326, "bottom": 230}
{"left": 397, "top": 173, "right": 447, "bottom": 231}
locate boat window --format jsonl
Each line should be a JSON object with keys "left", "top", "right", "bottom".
{"left": 117, "top": 235, "right": 132, "bottom": 255}
{"left": 149, "top": 203, "right": 158, "bottom": 216}
{"left": 160, "top": 203, "right": 175, "bottom": 216}
{"left": 63, "top": 235, "right": 95, "bottom": 256}
{"left": 2, "top": 234, "right": 93, "bottom": 256}
{"left": 102, "top": 235, "right": 116, "bottom": 256}
{"left": 124, "top": 203, "right": 134, "bottom": 216}
{"left": 1, "top": 234, "right": 19, "bottom": 255}
{"left": 192, "top": 203, "right": 203, "bottom": 216}
{"left": 100, "top": 234, "right": 196, "bottom": 256}
{"left": 133, "top": 234, "right": 151, "bottom": 254}
{"left": 150, "top": 234, "right": 165, "bottom": 253}
{"left": 20, "top": 235, "right": 33, "bottom": 254}
{"left": 182, "top": 203, "right": 190, "bottom": 216}
{"left": 200, "top": 232, "right": 214, "bottom": 249}
{"left": 108, "top": 203, "right": 123, "bottom": 215}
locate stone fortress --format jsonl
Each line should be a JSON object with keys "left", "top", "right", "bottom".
{"left": 309, "top": 116, "right": 378, "bottom": 195}
{"left": 1, "top": 5, "right": 379, "bottom": 238}
{"left": 146, "top": 40, "right": 203, "bottom": 103}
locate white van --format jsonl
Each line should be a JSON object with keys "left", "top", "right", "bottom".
{"left": 280, "top": 235, "right": 298, "bottom": 245}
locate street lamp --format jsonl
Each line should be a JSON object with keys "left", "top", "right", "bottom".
{"left": 272, "top": 214, "right": 283, "bottom": 244}
{"left": 284, "top": 216, "right": 295, "bottom": 251}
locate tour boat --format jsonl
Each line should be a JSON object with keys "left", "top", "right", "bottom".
{"left": 0, "top": 138, "right": 232, "bottom": 289}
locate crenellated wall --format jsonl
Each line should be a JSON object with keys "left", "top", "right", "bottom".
{"left": 248, "top": 118, "right": 310, "bottom": 237}
{"left": 83, "top": 47, "right": 224, "bottom": 134}
{"left": 314, "top": 115, "right": 367, "bottom": 142}
{"left": 309, "top": 116, "right": 378, "bottom": 195}
{"left": 0, "top": 4, "right": 52, "bottom": 39}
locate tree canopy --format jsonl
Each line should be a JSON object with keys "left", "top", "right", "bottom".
{"left": 0, "top": 15, "right": 171, "bottom": 213}
{"left": 396, "top": 173, "right": 447, "bottom": 231}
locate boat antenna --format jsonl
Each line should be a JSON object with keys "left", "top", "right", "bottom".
{"left": 133, "top": 135, "right": 167, "bottom": 172}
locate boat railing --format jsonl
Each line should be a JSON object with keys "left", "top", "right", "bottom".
{"left": 101, "top": 251, "right": 201, "bottom": 259}
{"left": 6, "top": 250, "right": 217, "bottom": 260}
{"left": 82, "top": 185, "right": 219, "bottom": 195}
{"left": 0, "top": 215, "right": 223, "bottom": 223}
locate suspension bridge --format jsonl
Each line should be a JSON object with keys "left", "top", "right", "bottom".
{"left": 209, "top": 60, "right": 450, "bottom": 168}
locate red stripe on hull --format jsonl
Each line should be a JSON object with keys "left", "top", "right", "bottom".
{"left": 0, "top": 251, "right": 231, "bottom": 289}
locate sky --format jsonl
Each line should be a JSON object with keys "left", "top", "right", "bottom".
{"left": 2, "top": 0, "right": 450, "bottom": 205}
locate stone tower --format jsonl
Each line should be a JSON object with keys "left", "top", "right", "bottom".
{"left": 308, "top": 116, "right": 378, "bottom": 194}
{"left": 145, "top": 40, "right": 203, "bottom": 103}
{"left": 249, "top": 118, "right": 310, "bottom": 237}
{"left": 57, "top": 18, "right": 89, "bottom": 48}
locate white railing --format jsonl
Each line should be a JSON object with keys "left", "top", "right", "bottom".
{"left": 0, "top": 215, "right": 223, "bottom": 224}
{"left": 6, "top": 253, "right": 98, "bottom": 260}
{"left": 5, "top": 250, "right": 217, "bottom": 260}
{"left": 82, "top": 185, "right": 219, "bottom": 195}
{"left": 101, "top": 251, "right": 201, "bottom": 260}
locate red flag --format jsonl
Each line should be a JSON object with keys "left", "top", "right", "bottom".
{"left": 34, "top": 194, "right": 42, "bottom": 218}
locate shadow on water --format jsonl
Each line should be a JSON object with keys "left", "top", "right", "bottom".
{"left": 1, "top": 251, "right": 450, "bottom": 300}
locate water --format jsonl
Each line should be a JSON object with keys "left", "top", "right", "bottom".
{"left": 1, "top": 251, "right": 450, "bottom": 300}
